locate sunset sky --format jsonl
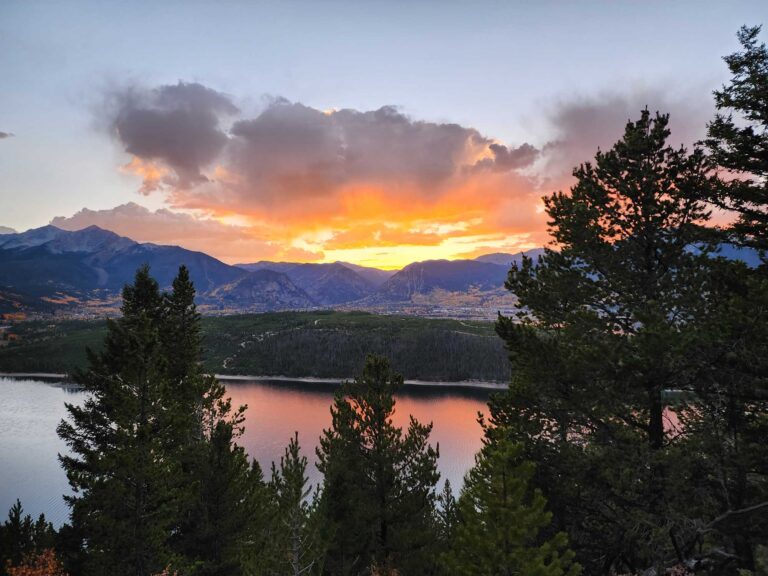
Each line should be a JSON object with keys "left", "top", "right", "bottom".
{"left": 1, "top": 1, "right": 766, "bottom": 268}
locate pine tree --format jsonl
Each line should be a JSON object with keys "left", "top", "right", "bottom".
{"left": 316, "top": 355, "right": 440, "bottom": 576}
{"left": 673, "top": 262, "right": 768, "bottom": 571}
{"left": 160, "top": 264, "right": 209, "bottom": 450}
{"left": 179, "top": 420, "right": 260, "bottom": 576}
{"left": 268, "top": 433, "right": 322, "bottom": 576}
{"left": 58, "top": 265, "right": 176, "bottom": 576}
{"left": 704, "top": 25, "right": 768, "bottom": 254}
{"left": 57, "top": 265, "right": 268, "bottom": 575}
{"left": 444, "top": 437, "right": 580, "bottom": 576}
{"left": 656, "top": 26, "right": 768, "bottom": 573}
{"left": 0, "top": 501, "right": 56, "bottom": 576}
{"left": 162, "top": 265, "right": 203, "bottom": 390}
{"left": 682, "top": 25, "right": 768, "bottom": 570}
{"left": 494, "top": 110, "right": 720, "bottom": 573}
{"left": 434, "top": 480, "right": 458, "bottom": 547}
{"left": 159, "top": 266, "right": 266, "bottom": 576}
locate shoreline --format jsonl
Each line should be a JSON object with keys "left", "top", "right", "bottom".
{"left": 0, "top": 372, "right": 507, "bottom": 391}
{"left": 216, "top": 374, "right": 507, "bottom": 390}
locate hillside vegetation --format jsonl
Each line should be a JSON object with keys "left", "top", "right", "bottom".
{"left": 0, "top": 311, "right": 509, "bottom": 382}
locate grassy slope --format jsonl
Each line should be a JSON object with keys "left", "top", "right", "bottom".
{"left": 0, "top": 311, "right": 510, "bottom": 382}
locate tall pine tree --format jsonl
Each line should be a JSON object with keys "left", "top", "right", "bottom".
{"left": 58, "top": 265, "right": 177, "bottom": 576}
{"left": 679, "top": 25, "right": 768, "bottom": 570}
{"left": 493, "top": 110, "right": 719, "bottom": 573}
{"left": 58, "top": 265, "right": 269, "bottom": 576}
{"left": 316, "top": 355, "right": 440, "bottom": 576}
{"left": 159, "top": 266, "right": 266, "bottom": 576}
{"left": 704, "top": 25, "right": 768, "bottom": 254}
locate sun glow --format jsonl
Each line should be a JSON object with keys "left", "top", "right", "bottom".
{"left": 107, "top": 133, "right": 550, "bottom": 268}
{"left": 214, "top": 213, "right": 253, "bottom": 228}
{"left": 320, "top": 234, "right": 540, "bottom": 269}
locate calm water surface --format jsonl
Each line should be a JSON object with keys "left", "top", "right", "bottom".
{"left": 0, "top": 377, "right": 492, "bottom": 526}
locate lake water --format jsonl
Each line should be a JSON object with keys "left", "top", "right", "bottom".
{"left": 0, "top": 377, "right": 493, "bottom": 527}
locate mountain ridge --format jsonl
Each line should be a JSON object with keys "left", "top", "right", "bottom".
{"left": 1, "top": 224, "right": 761, "bottom": 319}
{"left": 0, "top": 226, "right": 245, "bottom": 313}
{"left": 206, "top": 269, "right": 315, "bottom": 311}
{"left": 375, "top": 259, "right": 509, "bottom": 302}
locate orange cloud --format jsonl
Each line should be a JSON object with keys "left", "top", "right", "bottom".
{"left": 95, "top": 83, "right": 711, "bottom": 268}
{"left": 109, "top": 169, "right": 547, "bottom": 268}
{"left": 98, "top": 84, "right": 550, "bottom": 266}
{"left": 120, "top": 157, "right": 171, "bottom": 195}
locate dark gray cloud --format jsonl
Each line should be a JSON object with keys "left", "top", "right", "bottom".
{"left": 224, "top": 101, "right": 541, "bottom": 204}
{"left": 106, "top": 82, "right": 238, "bottom": 189}
{"left": 0, "top": 131, "right": 13, "bottom": 139}
{"left": 227, "top": 102, "right": 528, "bottom": 201}
{"left": 103, "top": 82, "right": 538, "bottom": 207}
{"left": 540, "top": 89, "right": 713, "bottom": 183}
{"left": 327, "top": 106, "right": 484, "bottom": 184}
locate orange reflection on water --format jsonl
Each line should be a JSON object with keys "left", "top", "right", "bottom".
{"left": 225, "top": 380, "right": 490, "bottom": 490}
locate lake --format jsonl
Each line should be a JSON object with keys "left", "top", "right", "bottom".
{"left": 0, "top": 377, "right": 494, "bottom": 527}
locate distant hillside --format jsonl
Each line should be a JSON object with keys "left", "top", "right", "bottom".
{"left": 235, "top": 261, "right": 298, "bottom": 274}
{"left": 237, "top": 260, "right": 395, "bottom": 296}
{"left": 283, "top": 263, "right": 374, "bottom": 305}
{"left": 206, "top": 269, "right": 315, "bottom": 311}
{"left": 234, "top": 257, "right": 517, "bottom": 317}
{"left": 6, "top": 226, "right": 760, "bottom": 321}
{"left": 376, "top": 259, "right": 509, "bottom": 301}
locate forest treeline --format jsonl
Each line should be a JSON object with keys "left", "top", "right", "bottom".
{"left": 204, "top": 312, "right": 508, "bottom": 382}
{"left": 0, "top": 312, "right": 509, "bottom": 382}
{"left": 2, "top": 25, "right": 768, "bottom": 576}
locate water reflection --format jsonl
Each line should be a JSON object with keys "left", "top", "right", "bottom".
{"left": 0, "top": 378, "right": 86, "bottom": 528}
{"left": 0, "top": 378, "right": 492, "bottom": 527}
{"left": 228, "top": 380, "right": 490, "bottom": 492}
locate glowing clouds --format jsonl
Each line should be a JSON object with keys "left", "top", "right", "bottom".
{"left": 95, "top": 81, "right": 548, "bottom": 266}
{"left": 99, "top": 82, "right": 709, "bottom": 268}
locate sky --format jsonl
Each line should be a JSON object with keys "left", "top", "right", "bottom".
{"left": 1, "top": 1, "right": 766, "bottom": 268}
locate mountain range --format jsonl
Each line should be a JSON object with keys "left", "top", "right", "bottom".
{"left": 2, "top": 223, "right": 760, "bottom": 320}
{"left": 0, "top": 225, "right": 541, "bottom": 318}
